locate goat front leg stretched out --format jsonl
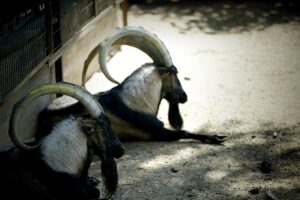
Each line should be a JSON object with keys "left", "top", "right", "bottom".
{"left": 181, "top": 131, "right": 227, "bottom": 144}
{"left": 104, "top": 102, "right": 227, "bottom": 144}
{"left": 151, "top": 127, "right": 227, "bottom": 144}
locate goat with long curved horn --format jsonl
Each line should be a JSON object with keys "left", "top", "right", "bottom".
{"left": 4, "top": 82, "right": 124, "bottom": 199}
{"left": 41, "top": 27, "right": 225, "bottom": 149}
{"left": 82, "top": 26, "right": 188, "bottom": 127}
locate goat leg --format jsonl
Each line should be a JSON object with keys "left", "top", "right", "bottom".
{"left": 153, "top": 129, "right": 226, "bottom": 144}
{"left": 182, "top": 131, "right": 227, "bottom": 144}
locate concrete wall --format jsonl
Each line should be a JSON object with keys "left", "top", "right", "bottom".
{"left": 62, "top": 6, "right": 121, "bottom": 85}
{"left": 0, "top": 66, "right": 54, "bottom": 151}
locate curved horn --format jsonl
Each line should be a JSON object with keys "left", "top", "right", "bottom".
{"left": 9, "top": 82, "right": 104, "bottom": 151}
{"left": 82, "top": 26, "right": 173, "bottom": 85}
{"left": 82, "top": 46, "right": 99, "bottom": 87}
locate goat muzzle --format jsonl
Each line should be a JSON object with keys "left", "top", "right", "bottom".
{"left": 111, "top": 142, "right": 125, "bottom": 159}
{"left": 179, "top": 92, "right": 188, "bottom": 104}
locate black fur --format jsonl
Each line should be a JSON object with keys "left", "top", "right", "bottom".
{"left": 96, "top": 89, "right": 165, "bottom": 133}
{"left": 168, "top": 102, "right": 183, "bottom": 130}
{"left": 0, "top": 148, "right": 99, "bottom": 200}
{"left": 100, "top": 155, "right": 118, "bottom": 198}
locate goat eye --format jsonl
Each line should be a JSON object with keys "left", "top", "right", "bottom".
{"left": 83, "top": 126, "right": 94, "bottom": 135}
{"left": 165, "top": 70, "right": 171, "bottom": 75}
{"left": 88, "top": 127, "right": 95, "bottom": 132}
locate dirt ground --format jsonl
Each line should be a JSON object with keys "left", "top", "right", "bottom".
{"left": 86, "top": 1, "right": 300, "bottom": 199}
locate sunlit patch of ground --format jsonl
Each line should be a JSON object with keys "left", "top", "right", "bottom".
{"left": 87, "top": 1, "right": 300, "bottom": 199}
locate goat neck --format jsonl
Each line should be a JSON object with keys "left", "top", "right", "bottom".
{"left": 40, "top": 117, "right": 88, "bottom": 176}
{"left": 119, "top": 65, "right": 162, "bottom": 115}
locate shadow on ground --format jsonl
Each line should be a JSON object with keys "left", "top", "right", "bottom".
{"left": 87, "top": 1, "right": 300, "bottom": 199}
{"left": 90, "top": 124, "right": 300, "bottom": 200}
{"left": 130, "top": 0, "right": 300, "bottom": 34}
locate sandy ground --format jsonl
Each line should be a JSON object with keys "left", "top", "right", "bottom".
{"left": 85, "top": 1, "right": 300, "bottom": 199}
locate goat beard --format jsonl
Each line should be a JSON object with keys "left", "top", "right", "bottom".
{"left": 168, "top": 101, "right": 183, "bottom": 130}
{"left": 100, "top": 153, "right": 118, "bottom": 199}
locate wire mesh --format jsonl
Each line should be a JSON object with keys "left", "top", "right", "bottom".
{"left": 0, "top": 0, "right": 112, "bottom": 103}
{"left": 0, "top": 1, "right": 49, "bottom": 103}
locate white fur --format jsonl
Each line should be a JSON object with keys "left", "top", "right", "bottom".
{"left": 40, "top": 117, "right": 87, "bottom": 176}
{"left": 120, "top": 66, "right": 162, "bottom": 114}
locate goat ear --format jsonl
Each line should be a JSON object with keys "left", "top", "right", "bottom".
{"left": 158, "top": 67, "right": 170, "bottom": 75}
{"left": 80, "top": 119, "right": 96, "bottom": 136}
{"left": 158, "top": 67, "right": 178, "bottom": 76}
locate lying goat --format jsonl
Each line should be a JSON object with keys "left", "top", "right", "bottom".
{"left": 39, "top": 26, "right": 226, "bottom": 144}
{"left": 0, "top": 83, "right": 124, "bottom": 200}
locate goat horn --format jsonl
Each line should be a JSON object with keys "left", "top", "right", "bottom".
{"left": 9, "top": 82, "right": 104, "bottom": 151}
{"left": 82, "top": 26, "right": 173, "bottom": 85}
{"left": 82, "top": 46, "right": 98, "bottom": 87}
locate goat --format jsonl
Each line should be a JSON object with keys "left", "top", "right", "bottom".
{"left": 39, "top": 26, "right": 226, "bottom": 144}
{"left": 0, "top": 83, "right": 125, "bottom": 200}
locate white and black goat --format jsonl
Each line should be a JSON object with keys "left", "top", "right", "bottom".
{"left": 0, "top": 83, "right": 125, "bottom": 200}
{"left": 39, "top": 26, "right": 226, "bottom": 144}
